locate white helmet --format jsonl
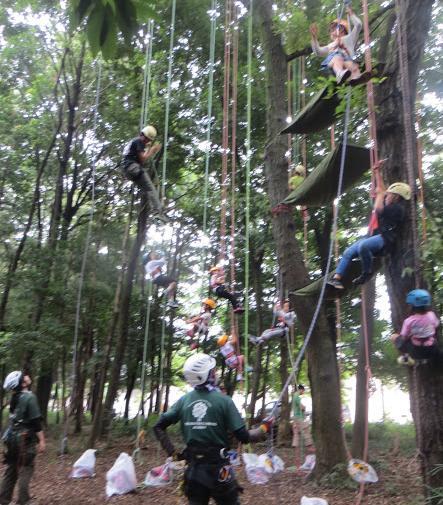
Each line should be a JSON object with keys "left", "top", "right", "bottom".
{"left": 4, "top": 371, "right": 23, "bottom": 391}
{"left": 141, "top": 125, "right": 157, "bottom": 141}
{"left": 183, "top": 353, "right": 216, "bottom": 386}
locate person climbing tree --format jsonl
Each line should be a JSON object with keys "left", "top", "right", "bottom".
{"left": 209, "top": 266, "right": 244, "bottom": 314}
{"left": 328, "top": 162, "right": 411, "bottom": 289}
{"left": 309, "top": 4, "right": 368, "bottom": 85}
{"left": 153, "top": 353, "right": 273, "bottom": 505}
{"left": 186, "top": 298, "right": 217, "bottom": 350}
{"left": 143, "top": 251, "right": 179, "bottom": 308}
{"left": 216, "top": 334, "right": 244, "bottom": 382}
{"left": 121, "top": 125, "right": 168, "bottom": 223}
{"left": 391, "top": 289, "right": 441, "bottom": 365}
{"left": 288, "top": 164, "right": 306, "bottom": 191}
{"left": 249, "top": 299, "right": 295, "bottom": 345}
{"left": 0, "top": 371, "right": 46, "bottom": 505}
{"left": 292, "top": 384, "right": 314, "bottom": 465}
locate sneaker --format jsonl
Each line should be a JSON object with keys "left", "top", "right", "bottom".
{"left": 349, "top": 71, "right": 372, "bottom": 86}
{"left": 236, "top": 373, "right": 244, "bottom": 382}
{"left": 397, "top": 354, "right": 415, "bottom": 366}
{"left": 352, "top": 272, "right": 372, "bottom": 286}
{"left": 327, "top": 278, "right": 344, "bottom": 290}
{"left": 167, "top": 300, "right": 179, "bottom": 309}
{"left": 233, "top": 306, "right": 245, "bottom": 314}
{"left": 336, "top": 68, "right": 351, "bottom": 84}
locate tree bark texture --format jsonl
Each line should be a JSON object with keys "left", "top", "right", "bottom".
{"left": 255, "top": 0, "right": 347, "bottom": 475}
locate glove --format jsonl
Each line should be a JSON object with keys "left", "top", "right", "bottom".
{"left": 259, "top": 416, "right": 275, "bottom": 434}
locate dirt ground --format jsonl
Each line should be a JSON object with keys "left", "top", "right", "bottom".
{"left": 0, "top": 433, "right": 423, "bottom": 505}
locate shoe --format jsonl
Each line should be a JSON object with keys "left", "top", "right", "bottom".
{"left": 248, "top": 335, "right": 259, "bottom": 345}
{"left": 349, "top": 71, "right": 372, "bottom": 86}
{"left": 327, "top": 278, "right": 344, "bottom": 290}
{"left": 397, "top": 354, "right": 415, "bottom": 366}
{"left": 186, "top": 329, "right": 194, "bottom": 338}
{"left": 190, "top": 342, "right": 199, "bottom": 350}
{"left": 236, "top": 373, "right": 244, "bottom": 382}
{"left": 336, "top": 68, "right": 351, "bottom": 84}
{"left": 233, "top": 306, "right": 245, "bottom": 314}
{"left": 167, "top": 300, "right": 179, "bottom": 309}
{"left": 352, "top": 272, "right": 372, "bottom": 286}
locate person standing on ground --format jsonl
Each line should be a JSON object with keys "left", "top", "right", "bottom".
{"left": 0, "top": 371, "right": 45, "bottom": 505}
{"left": 153, "top": 353, "right": 273, "bottom": 505}
{"left": 121, "top": 125, "right": 168, "bottom": 223}
{"left": 292, "top": 384, "right": 314, "bottom": 467}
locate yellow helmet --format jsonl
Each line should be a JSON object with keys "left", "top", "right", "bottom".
{"left": 330, "top": 18, "right": 349, "bottom": 34}
{"left": 293, "top": 164, "right": 306, "bottom": 177}
{"left": 202, "top": 298, "right": 217, "bottom": 310}
{"left": 209, "top": 265, "right": 221, "bottom": 273}
{"left": 141, "top": 125, "right": 157, "bottom": 140}
{"left": 386, "top": 182, "right": 411, "bottom": 201}
{"left": 217, "top": 334, "right": 229, "bottom": 346}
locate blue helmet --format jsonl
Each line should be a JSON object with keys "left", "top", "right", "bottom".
{"left": 406, "top": 289, "right": 431, "bottom": 308}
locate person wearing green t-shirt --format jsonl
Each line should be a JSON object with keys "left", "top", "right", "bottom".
{"left": 154, "top": 353, "right": 273, "bottom": 505}
{"left": 0, "top": 371, "right": 46, "bottom": 505}
{"left": 292, "top": 384, "right": 313, "bottom": 454}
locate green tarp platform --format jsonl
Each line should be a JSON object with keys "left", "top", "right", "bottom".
{"left": 294, "top": 257, "right": 382, "bottom": 300}
{"left": 283, "top": 143, "right": 370, "bottom": 207}
{"left": 281, "top": 85, "right": 340, "bottom": 135}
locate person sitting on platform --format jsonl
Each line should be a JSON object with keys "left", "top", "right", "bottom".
{"left": 289, "top": 164, "right": 306, "bottom": 191}
{"left": 328, "top": 162, "right": 410, "bottom": 289}
{"left": 121, "top": 125, "right": 168, "bottom": 223}
{"left": 186, "top": 298, "right": 217, "bottom": 350}
{"left": 391, "top": 289, "right": 440, "bottom": 365}
{"left": 217, "top": 334, "right": 244, "bottom": 382}
{"left": 143, "top": 251, "right": 179, "bottom": 308}
{"left": 309, "top": 5, "right": 368, "bottom": 85}
{"left": 209, "top": 265, "right": 244, "bottom": 314}
{"left": 249, "top": 299, "right": 295, "bottom": 346}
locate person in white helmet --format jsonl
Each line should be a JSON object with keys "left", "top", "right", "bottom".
{"left": 153, "top": 353, "right": 273, "bottom": 505}
{"left": 0, "top": 371, "right": 45, "bottom": 505}
{"left": 121, "top": 125, "right": 168, "bottom": 223}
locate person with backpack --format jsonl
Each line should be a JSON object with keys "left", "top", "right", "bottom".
{"left": 0, "top": 371, "right": 45, "bottom": 505}
{"left": 120, "top": 125, "right": 168, "bottom": 223}
{"left": 391, "top": 289, "right": 441, "bottom": 365}
{"left": 153, "top": 353, "right": 273, "bottom": 505}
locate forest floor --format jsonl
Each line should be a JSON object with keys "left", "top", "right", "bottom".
{"left": 0, "top": 423, "right": 424, "bottom": 505}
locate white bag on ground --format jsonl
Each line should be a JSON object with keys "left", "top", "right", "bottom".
{"left": 144, "top": 460, "right": 174, "bottom": 487}
{"left": 301, "top": 496, "right": 328, "bottom": 505}
{"left": 347, "top": 458, "right": 378, "bottom": 483}
{"left": 300, "top": 454, "right": 316, "bottom": 472}
{"left": 258, "top": 453, "right": 285, "bottom": 474}
{"left": 106, "top": 452, "right": 137, "bottom": 497}
{"left": 242, "top": 452, "right": 269, "bottom": 485}
{"left": 70, "top": 449, "right": 96, "bottom": 478}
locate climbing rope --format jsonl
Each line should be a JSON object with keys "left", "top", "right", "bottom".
{"left": 243, "top": 0, "right": 253, "bottom": 420}
{"left": 61, "top": 59, "right": 102, "bottom": 454}
{"left": 161, "top": 0, "right": 177, "bottom": 204}
{"left": 269, "top": 90, "right": 353, "bottom": 429}
{"left": 140, "top": 20, "right": 155, "bottom": 129}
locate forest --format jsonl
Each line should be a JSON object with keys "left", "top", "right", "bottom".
{"left": 0, "top": 0, "right": 442, "bottom": 503}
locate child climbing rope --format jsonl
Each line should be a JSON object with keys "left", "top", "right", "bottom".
{"left": 391, "top": 289, "right": 441, "bottom": 365}
{"left": 121, "top": 125, "right": 168, "bottom": 223}
{"left": 328, "top": 161, "right": 411, "bottom": 289}
{"left": 143, "top": 252, "right": 179, "bottom": 308}
{"left": 217, "top": 334, "right": 244, "bottom": 382}
{"left": 288, "top": 164, "right": 306, "bottom": 191}
{"left": 309, "top": 4, "right": 369, "bottom": 85}
{"left": 185, "top": 298, "right": 217, "bottom": 350}
{"left": 209, "top": 266, "right": 244, "bottom": 314}
{"left": 249, "top": 299, "right": 295, "bottom": 346}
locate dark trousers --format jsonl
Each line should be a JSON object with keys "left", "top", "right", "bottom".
{"left": 215, "top": 285, "right": 239, "bottom": 309}
{"left": 0, "top": 458, "right": 34, "bottom": 505}
{"left": 185, "top": 463, "right": 240, "bottom": 505}
{"left": 122, "top": 162, "right": 163, "bottom": 213}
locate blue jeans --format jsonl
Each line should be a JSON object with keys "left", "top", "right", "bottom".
{"left": 336, "top": 235, "right": 384, "bottom": 277}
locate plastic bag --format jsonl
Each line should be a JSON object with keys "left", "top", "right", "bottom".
{"left": 301, "top": 496, "right": 329, "bottom": 505}
{"left": 347, "top": 458, "right": 378, "bottom": 483}
{"left": 258, "top": 453, "right": 285, "bottom": 474}
{"left": 300, "top": 454, "right": 316, "bottom": 472}
{"left": 70, "top": 449, "right": 96, "bottom": 479}
{"left": 144, "top": 460, "right": 174, "bottom": 487}
{"left": 106, "top": 452, "right": 137, "bottom": 497}
{"left": 228, "top": 449, "right": 240, "bottom": 467}
{"left": 242, "top": 453, "right": 270, "bottom": 484}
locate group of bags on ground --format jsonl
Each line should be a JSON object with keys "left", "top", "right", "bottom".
{"left": 69, "top": 448, "right": 378, "bottom": 499}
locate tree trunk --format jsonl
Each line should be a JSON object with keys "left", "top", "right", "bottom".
{"left": 376, "top": 0, "right": 442, "bottom": 498}
{"left": 255, "top": 0, "right": 347, "bottom": 476}
{"left": 351, "top": 279, "right": 375, "bottom": 459}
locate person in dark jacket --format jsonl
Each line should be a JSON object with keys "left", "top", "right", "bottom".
{"left": 328, "top": 161, "right": 411, "bottom": 289}
{"left": 0, "top": 371, "right": 45, "bottom": 505}
{"left": 153, "top": 353, "right": 273, "bottom": 505}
